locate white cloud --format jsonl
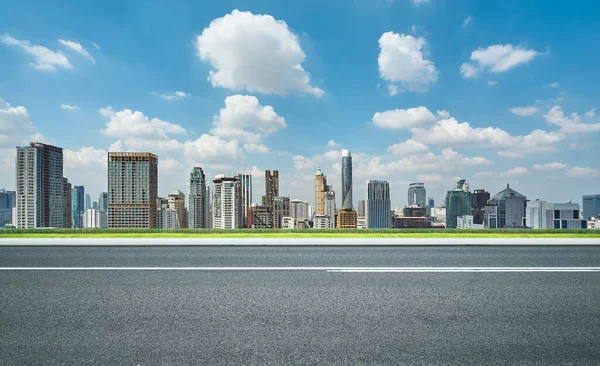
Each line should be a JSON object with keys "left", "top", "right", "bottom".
{"left": 184, "top": 134, "right": 244, "bottom": 162}
{"left": 293, "top": 155, "right": 315, "bottom": 171}
{"left": 58, "top": 39, "right": 95, "bottom": 63}
{"left": 1, "top": 34, "right": 72, "bottom": 71}
{"left": 60, "top": 104, "right": 79, "bottom": 111}
{"left": 544, "top": 106, "right": 600, "bottom": 135}
{"left": 473, "top": 171, "right": 493, "bottom": 178}
{"left": 210, "top": 95, "right": 286, "bottom": 143}
{"left": 436, "top": 110, "right": 450, "bottom": 119}
{"left": 565, "top": 166, "right": 600, "bottom": 178}
{"left": 585, "top": 108, "right": 596, "bottom": 118}
{"left": 460, "top": 44, "right": 540, "bottom": 78}
{"left": 488, "top": 81, "right": 498, "bottom": 86}
{"left": 243, "top": 143, "right": 270, "bottom": 153}
{"left": 327, "top": 140, "right": 340, "bottom": 148}
{"left": 461, "top": 16, "right": 472, "bottom": 28}
{"left": 508, "top": 106, "right": 538, "bottom": 116}
{"left": 372, "top": 106, "right": 437, "bottom": 129}
{"left": 387, "top": 139, "right": 429, "bottom": 156}
{"left": 160, "top": 157, "right": 184, "bottom": 172}
{"left": 412, "top": 0, "right": 430, "bottom": 5}
{"left": 378, "top": 32, "right": 438, "bottom": 93}
{"left": 0, "top": 97, "right": 33, "bottom": 148}
{"left": 64, "top": 146, "right": 106, "bottom": 168}
{"left": 416, "top": 173, "right": 443, "bottom": 183}
{"left": 100, "top": 107, "right": 187, "bottom": 139}
{"left": 92, "top": 42, "right": 100, "bottom": 50}
{"left": 502, "top": 166, "right": 531, "bottom": 177}
{"left": 154, "top": 91, "right": 190, "bottom": 101}
{"left": 533, "top": 162, "right": 567, "bottom": 171}
{"left": 547, "top": 82, "right": 559, "bottom": 88}
{"left": 195, "top": 9, "right": 323, "bottom": 96}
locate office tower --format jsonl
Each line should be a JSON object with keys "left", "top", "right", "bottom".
{"left": 365, "top": 180, "right": 391, "bottom": 229}
{"left": 290, "top": 199, "right": 309, "bottom": 220}
{"left": 212, "top": 175, "right": 242, "bottom": 229}
{"left": 16, "top": 143, "right": 66, "bottom": 228}
{"left": 526, "top": 200, "right": 587, "bottom": 229}
{"left": 188, "top": 167, "right": 207, "bottom": 229}
{"left": 63, "top": 179, "right": 71, "bottom": 228}
{"left": 273, "top": 196, "right": 290, "bottom": 229}
{"left": 107, "top": 152, "right": 158, "bottom": 228}
{"left": 235, "top": 173, "right": 252, "bottom": 228}
{"left": 427, "top": 197, "right": 434, "bottom": 209}
{"left": 471, "top": 189, "right": 490, "bottom": 225}
{"left": 99, "top": 192, "right": 108, "bottom": 211}
{"left": 484, "top": 184, "right": 526, "bottom": 228}
{"left": 168, "top": 189, "right": 187, "bottom": 228}
{"left": 357, "top": 200, "right": 365, "bottom": 217}
{"left": 583, "top": 195, "right": 600, "bottom": 220}
{"left": 262, "top": 170, "right": 279, "bottom": 209}
{"left": 325, "top": 190, "right": 337, "bottom": 228}
{"left": 85, "top": 193, "right": 91, "bottom": 210}
{"left": 314, "top": 168, "right": 327, "bottom": 215}
{"left": 0, "top": 189, "right": 16, "bottom": 227}
{"left": 92, "top": 201, "right": 98, "bottom": 210}
{"left": 445, "top": 179, "right": 472, "bottom": 229}
{"left": 71, "top": 186, "right": 85, "bottom": 228}
{"left": 407, "top": 183, "right": 426, "bottom": 208}
{"left": 248, "top": 204, "right": 273, "bottom": 228}
{"left": 337, "top": 209, "right": 357, "bottom": 229}
{"left": 341, "top": 150, "right": 353, "bottom": 209}
{"left": 156, "top": 206, "right": 180, "bottom": 228}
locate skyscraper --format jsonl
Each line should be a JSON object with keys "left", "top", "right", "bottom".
{"left": 262, "top": 170, "right": 279, "bottom": 210}
{"left": 365, "top": 180, "right": 391, "bottom": 229}
{"left": 63, "top": 178, "right": 71, "bottom": 228}
{"left": 235, "top": 172, "right": 252, "bottom": 228}
{"left": 188, "top": 167, "right": 207, "bottom": 229}
{"left": 99, "top": 192, "right": 108, "bottom": 212}
{"left": 290, "top": 199, "right": 309, "bottom": 220}
{"left": 314, "top": 168, "right": 327, "bottom": 215}
{"left": 168, "top": 189, "right": 187, "bottom": 228}
{"left": 445, "top": 179, "right": 472, "bottom": 229}
{"left": 583, "top": 195, "right": 600, "bottom": 220}
{"left": 357, "top": 200, "right": 365, "bottom": 217}
{"left": 427, "top": 197, "right": 435, "bottom": 209}
{"left": 0, "top": 189, "right": 16, "bottom": 227}
{"left": 407, "top": 183, "right": 426, "bottom": 208}
{"left": 85, "top": 193, "right": 91, "bottom": 210}
{"left": 212, "top": 175, "right": 242, "bottom": 229}
{"left": 341, "top": 150, "right": 353, "bottom": 209}
{"left": 71, "top": 186, "right": 84, "bottom": 228}
{"left": 471, "top": 189, "right": 490, "bottom": 225}
{"left": 273, "top": 196, "right": 290, "bottom": 228}
{"left": 16, "top": 142, "right": 66, "bottom": 228}
{"left": 107, "top": 152, "right": 158, "bottom": 228}
{"left": 325, "top": 190, "right": 337, "bottom": 228}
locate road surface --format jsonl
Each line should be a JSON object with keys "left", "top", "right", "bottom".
{"left": 1, "top": 246, "right": 599, "bottom": 365}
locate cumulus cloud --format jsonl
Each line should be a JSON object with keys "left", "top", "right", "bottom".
{"left": 64, "top": 146, "right": 107, "bottom": 168}
{"left": 1, "top": 34, "right": 72, "bottom": 71}
{"left": 460, "top": 44, "right": 540, "bottom": 78}
{"left": 565, "top": 166, "right": 599, "bottom": 178}
{"left": 327, "top": 140, "right": 340, "bottom": 148}
{"left": 195, "top": 9, "right": 323, "bottom": 96}
{"left": 58, "top": 39, "right": 95, "bottom": 63}
{"left": 243, "top": 143, "right": 270, "bottom": 153}
{"left": 544, "top": 106, "right": 600, "bottom": 135}
{"left": 508, "top": 106, "right": 538, "bottom": 116}
{"left": 461, "top": 16, "right": 472, "bottom": 28}
{"left": 0, "top": 97, "right": 34, "bottom": 147}
{"left": 154, "top": 91, "right": 190, "bottom": 101}
{"left": 184, "top": 134, "right": 244, "bottom": 162}
{"left": 387, "top": 139, "right": 429, "bottom": 156}
{"left": 547, "top": 82, "right": 559, "bottom": 88}
{"left": 160, "top": 157, "right": 184, "bottom": 172}
{"left": 585, "top": 109, "right": 596, "bottom": 118}
{"left": 60, "top": 104, "right": 79, "bottom": 111}
{"left": 416, "top": 173, "right": 443, "bottom": 183}
{"left": 100, "top": 107, "right": 187, "bottom": 140}
{"left": 533, "top": 162, "right": 567, "bottom": 171}
{"left": 488, "top": 81, "right": 498, "bottom": 86}
{"left": 378, "top": 32, "right": 438, "bottom": 93}
{"left": 412, "top": 0, "right": 430, "bottom": 5}
{"left": 372, "top": 106, "right": 437, "bottom": 129}
{"left": 502, "top": 166, "right": 531, "bottom": 177}
{"left": 210, "top": 95, "right": 286, "bottom": 143}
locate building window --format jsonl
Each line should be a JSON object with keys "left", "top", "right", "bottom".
{"left": 561, "top": 220, "right": 567, "bottom": 229}
{"left": 581, "top": 220, "right": 587, "bottom": 229}
{"left": 554, "top": 210, "right": 560, "bottom": 219}
{"left": 554, "top": 220, "right": 560, "bottom": 229}
{"left": 573, "top": 210, "right": 579, "bottom": 219}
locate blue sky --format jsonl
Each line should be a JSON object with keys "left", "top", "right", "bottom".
{"left": 1, "top": 0, "right": 599, "bottom": 209}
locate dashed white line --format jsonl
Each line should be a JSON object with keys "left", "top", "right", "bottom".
{"left": 0, "top": 267, "right": 599, "bottom": 272}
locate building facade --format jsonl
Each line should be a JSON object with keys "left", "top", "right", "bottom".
{"left": 313, "top": 215, "right": 331, "bottom": 229}
{"left": 168, "top": 189, "right": 187, "bottom": 229}
{"left": 407, "top": 183, "right": 426, "bottom": 208}
{"left": 324, "top": 190, "right": 337, "bottom": 228}
{"left": 85, "top": 193, "right": 91, "bottom": 210}
{"left": 357, "top": 200, "right": 365, "bottom": 217}
{"left": 290, "top": 199, "right": 309, "bottom": 220}
{"left": 71, "top": 186, "right": 84, "bottom": 228}
{"left": 314, "top": 168, "right": 327, "bottom": 216}
{"left": 249, "top": 204, "right": 273, "bottom": 229}
{"left": 273, "top": 196, "right": 290, "bottom": 229}
{"left": 583, "top": 195, "right": 600, "bottom": 220}
{"left": 83, "top": 208, "right": 108, "bottom": 228}
{"left": 365, "top": 180, "right": 391, "bottom": 229}
{"left": 484, "top": 184, "right": 526, "bottom": 228}
{"left": 0, "top": 189, "right": 16, "bottom": 227}
{"left": 337, "top": 209, "right": 357, "bottom": 229}
{"left": 107, "top": 152, "right": 158, "bottom": 228}
{"left": 341, "top": 150, "right": 353, "bottom": 209}
{"left": 98, "top": 192, "right": 108, "bottom": 212}
{"left": 526, "top": 200, "right": 587, "bottom": 229}
{"left": 262, "top": 170, "right": 279, "bottom": 210}
{"left": 281, "top": 216, "right": 295, "bottom": 229}
{"left": 403, "top": 205, "right": 427, "bottom": 217}
{"left": 212, "top": 175, "right": 242, "bottom": 229}
{"left": 445, "top": 180, "right": 472, "bottom": 229}
{"left": 235, "top": 173, "right": 252, "bottom": 228}
{"left": 188, "top": 167, "right": 207, "bottom": 229}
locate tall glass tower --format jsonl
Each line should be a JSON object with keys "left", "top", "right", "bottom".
{"left": 188, "top": 167, "right": 207, "bottom": 228}
{"left": 341, "top": 149, "right": 353, "bottom": 209}
{"left": 407, "top": 183, "right": 426, "bottom": 207}
{"left": 366, "top": 180, "right": 391, "bottom": 228}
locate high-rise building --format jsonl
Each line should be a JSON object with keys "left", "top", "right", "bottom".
{"left": 407, "top": 183, "right": 426, "bottom": 208}
{"left": 427, "top": 197, "right": 435, "bottom": 209}
{"left": 84, "top": 208, "right": 107, "bottom": 228}
{"left": 365, "top": 180, "right": 391, "bottom": 229}
{"left": 0, "top": 189, "right": 16, "bottom": 227}
{"left": 99, "top": 192, "right": 108, "bottom": 212}
{"left": 16, "top": 142, "right": 66, "bottom": 228}
{"left": 248, "top": 204, "right": 273, "bottom": 228}
{"left": 484, "top": 184, "right": 527, "bottom": 228}
{"left": 188, "top": 167, "right": 207, "bottom": 229}
{"left": 324, "top": 190, "right": 337, "bottom": 228}
{"left": 583, "top": 195, "right": 600, "bottom": 220}
{"left": 470, "top": 189, "right": 490, "bottom": 225}
{"left": 357, "top": 200, "right": 365, "bottom": 217}
{"left": 262, "top": 170, "right": 279, "bottom": 210}
{"left": 168, "top": 189, "right": 187, "bottom": 229}
{"left": 273, "top": 196, "right": 290, "bottom": 229}
{"left": 445, "top": 179, "right": 472, "bottom": 229}
{"left": 92, "top": 201, "right": 98, "bottom": 210}
{"left": 63, "top": 179, "right": 71, "bottom": 228}
{"left": 85, "top": 193, "right": 91, "bottom": 210}
{"left": 526, "top": 200, "right": 587, "bottom": 229}
{"left": 290, "top": 199, "right": 309, "bottom": 220}
{"left": 337, "top": 209, "right": 357, "bottom": 229}
{"left": 156, "top": 206, "right": 180, "bottom": 229}
{"left": 341, "top": 150, "right": 353, "bottom": 209}
{"left": 212, "top": 175, "right": 242, "bottom": 229}
{"left": 71, "top": 186, "right": 85, "bottom": 228}
{"left": 314, "top": 168, "right": 327, "bottom": 215}
{"left": 235, "top": 173, "right": 252, "bottom": 228}
{"left": 107, "top": 152, "right": 158, "bottom": 228}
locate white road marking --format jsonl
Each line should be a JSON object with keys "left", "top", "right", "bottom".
{"left": 0, "top": 267, "right": 599, "bottom": 272}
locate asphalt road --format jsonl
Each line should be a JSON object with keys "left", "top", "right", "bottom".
{"left": 1, "top": 246, "right": 600, "bottom": 365}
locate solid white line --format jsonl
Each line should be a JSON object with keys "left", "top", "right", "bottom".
{"left": 0, "top": 267, "right": 600, "bottom": 272}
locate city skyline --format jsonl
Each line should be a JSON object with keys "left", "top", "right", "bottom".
{"left": 1, "top": 2, "right": 599, "bottom": 210}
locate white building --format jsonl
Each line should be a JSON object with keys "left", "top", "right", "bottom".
{"left": 313, "top": 215, "right": 331, "bottom": 229}
{"left": 588, "top": 217, "right": 600, "bottom": 229}
{"left": 357, "top": 216, "right": 366, "bottom": 229}
{"left": 430, "top": 207, "right": 446, "bottom": 223}
{"left": 457, "top": 215, "right": 484, "bottom": 229}
{"left": 324, "top": 191, "right": 336, "bottom": 228}
{"left": 157, "top": 207, "right": 180, "bottom": 229}
{"left": 281, "top": 216, "right": 295, "bottom": 229}
{"left": 212, "top": 175, "right": 241, "bottom": 229}
{"left": 526, "top": 200, "right": 588, "bottom": 229}
{"left": 83, "top": 209, "right": 107, "bottom": 229}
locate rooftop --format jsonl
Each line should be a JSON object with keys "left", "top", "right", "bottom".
{"left": 492, "top": 183, "right": 526, "bottom": 200}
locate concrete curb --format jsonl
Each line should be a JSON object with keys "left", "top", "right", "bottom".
{"left": 1, "top": 238, "right": 600, "bottom": 246}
